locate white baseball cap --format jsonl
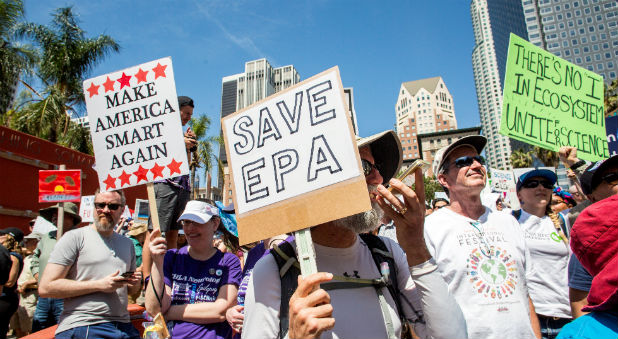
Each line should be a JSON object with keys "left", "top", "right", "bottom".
{"left": 177, "top": 201, "right": 219, "bottom": 224}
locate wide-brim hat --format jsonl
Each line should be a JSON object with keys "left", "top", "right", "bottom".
{"left": 580, "top": 155, "right": 618, "bottom": 195}
{"left": 177, "top": 200, "right": 219, "bottom": 224}
{"left": 432, "top": 135, "right": 487, "bottom": 175}
{"left": 39, "top": 202, "right": 82, "bottom": 225}
{"left": 127, "top": 222, "right": 148, "bottom": 237}
{"left": 356, "top": 130, "right": 402, "bottom": 184}
{"left": 24, "top": 232, "right": 42, "bottom": 241}
{"left": 516, "top": 169, "right": 557, "bottom": 191}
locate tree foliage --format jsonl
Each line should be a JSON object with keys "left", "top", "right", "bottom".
{"left": 510, "top": 148, "right": 533, "bottom": 168}
{"left": 606, "top": 79, "right": 617, "bottom": 117}
{"left": 189, "top": 115, "right": 223, "bottom": 196}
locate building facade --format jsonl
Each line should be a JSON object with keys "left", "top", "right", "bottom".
{"left": 416, "top": 126, "right": 483, "bottom": 177}
{"left": 395, "top": 77, "right": 458, "bottom": 161}
{"left": 471, "top": 0, "right": 529, "bottom": 170}
{"left": 522, "top": 0, "right": 618, "bottom": 83}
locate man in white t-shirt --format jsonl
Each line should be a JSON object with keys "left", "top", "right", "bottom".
{"left": 243, "top": 130, "right": 467, "bottom": 339}
{"left": 424, "top": 135, "right": 542, "bottom": 339}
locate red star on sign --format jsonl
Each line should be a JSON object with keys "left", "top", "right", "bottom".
{"left": 134, "top": 68, "right": 148, "bottom": 83}
{"left": 103, "top": 174, "right": 117, "bottom": 190}
{"left": 152, "top": 63, "right": 167, "bottom": 79}
{"left": 117, "top": 72, "right": 132, "bottom": 89}
{"left": 103, "top": 76, "right": 115, "bottom": 92}
{"left": 150, "top": 162, "right": 165, "bottom": 179}
{"left": 87, "top": 82, "right": 99, "bottom": 97}
{"left": 118, "top": 170, "right": 132, "bottom": 186}
{"left": 167, "top": 158, "right": 183, "bottom": 175}
{"left": 133, "top": 165, "right": 149, "bottom": 183}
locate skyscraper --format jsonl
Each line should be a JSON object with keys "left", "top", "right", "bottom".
{"left": 395, "top": 76, "right": 458, "bottom": 161}
{"left": 470, "top": 0, "right": 529, "bottom": 170}
{"left": 218, "top": 58, "right": 300, "bottom": 204}
{"left": 522, "top": 0, "right": 618, "bottom": 83}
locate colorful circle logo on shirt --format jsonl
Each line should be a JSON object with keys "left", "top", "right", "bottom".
{"left": 216, "top": 269, "right": 222, "bottom": 276}
{"left": 467, "top": 246, "right": 519, "bottom": 299}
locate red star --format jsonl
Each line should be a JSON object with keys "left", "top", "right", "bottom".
{"left": 117, "top": 72, "right": 132, "bottom": 89}
{"left": 167, "top": 158, "right": 183, "bottom": 175}
{"left": 133, "top": 165, "right": 149, "bottom": 183}
{"left": 118, "top": 170, "right": 132, "bottom": 186}
{"left": 103, "top": 174, "right": 116, "bottom": 190}
{"left": 152, "top": 63, "right": 167, "bottom": 79}
{"left": 103, "top": 76, "right": 115, "bottom": 92}
{"left": 86, "top": 82, "right": 99, "bottom": 97}
{"left": 150, "top": 162, "right": 165, "bottom": 179}
{"left": 134, "top": 68, "right": 148, "bottom": 83}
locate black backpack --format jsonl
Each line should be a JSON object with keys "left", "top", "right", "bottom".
{"left": 270, "top": 233, "right": 422, "bottom": 339}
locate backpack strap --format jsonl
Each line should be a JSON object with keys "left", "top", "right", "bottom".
{"left": 270, "top": 241, "right": 300, "bottom": 339}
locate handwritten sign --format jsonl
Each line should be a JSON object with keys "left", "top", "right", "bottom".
{"left": 222, "top": 67, "right": 371, "bottom": 244}
{"left": 38, "top": 170, "right": 81, "bottom": 202}
{"left": 500, "top": 34, "right": 608, "bottom": 161}
{"left": 489, "top": 168, "right": 515, "bottom": 192}
{"left": 78, "top": 195, "right": 95, "bottom": 223}
{"left": 83, "top": 57, "right": 189, "bottom": 191}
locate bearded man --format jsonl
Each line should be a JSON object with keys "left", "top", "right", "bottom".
{"left": 243, "top": 131, "right": 466, "bottom": 339}
{"left": 39, "top": 189, "right": 142, "bottom": 339}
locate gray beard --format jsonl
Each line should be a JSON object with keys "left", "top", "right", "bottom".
{"left": 333, "top": 185, "right": 384, "bottom": 234}
{"left": 94, "top": 217, "right": 116, "bottom": 233}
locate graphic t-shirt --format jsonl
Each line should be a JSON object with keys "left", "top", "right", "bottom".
{"left": 424, "top": 207, "right": 536, "bottom": 339}
{"left": 517, "top": 210, "right": 571, "bottom": 318}
{"left": 163, "top": 247, "right": 242, "bottom": 339}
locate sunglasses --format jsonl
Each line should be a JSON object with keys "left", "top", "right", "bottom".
{"left": 94, "top": 202, "right": 122, "bottom": 211}
{"left": 522, "top": 180, "right": 554, "bottom": 189}
{"left": 452, "top": 155, "right": 485, "bottom": 168}
{"left": 600, "top": 172, "right": 618, "bottom": 185}
{"left": 361, "top": 159, "right": 381, "bottom": 176}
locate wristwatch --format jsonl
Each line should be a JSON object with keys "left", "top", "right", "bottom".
{"left": 570, "top": 159, "right": 587, "bottom": 170}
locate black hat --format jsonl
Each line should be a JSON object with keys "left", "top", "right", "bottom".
{"left": 0, "top": 227, "right": 24, "bottom": 243}
{"left": 580, "top": 155, "right": 618, "bottom": 195}
{"left": 356, "top": 130, "right": 402, "bottom": 184}
{"left": 178, "top": 96, "right": 194, "bottom": 108}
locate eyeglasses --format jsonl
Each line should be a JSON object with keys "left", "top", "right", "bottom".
{"left": 361, "top": 159, "right": 381, "bottom": 176}
{"left": 551, "top": 199, "right": 565, "bottom": 206}
{"left": 600, "top": 172, "right": 618, "bottom": 185}
{"left": 452, "top": 155, "right": 485, "bottom": 168}
{"left": 94, "top": 202, "right": 122, "bottom": 211}
{"left": 522, "top": 180, "right": 554, "bottom": 190}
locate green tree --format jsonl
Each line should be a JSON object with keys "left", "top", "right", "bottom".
{"left": 510, "top": 148, "right": 533, "bottom": 168}
{"left": 189, "top": 115, "right": 223, "bottom": 199}
{"left": 533, "top": 146, "right": 559, "bottom": 167}
{"left": 411, "top": 175, "right": 443, "bottom": 203}
{"left": 605, "top": 79, "right": 617, "bottom": 117}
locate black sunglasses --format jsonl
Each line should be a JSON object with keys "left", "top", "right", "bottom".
{"left": 361, "top": 159, "right": 381, "bottom": 176}
{"left": 522, "top": 179, "right": 554, "bottom": 189}
{"left": 94, "top": 202, "right": 122, "bottom": 211}
{"left": 600, "top": 172, "right": 618, "bottom": 185}
{"left": 452, "top": 155, "right": 485, "bottom": 168}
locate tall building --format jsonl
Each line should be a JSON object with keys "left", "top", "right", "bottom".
{"left": 522, "top": 0, "right": 618, "bottom": 83}
{"left": 218, "top": 58, "right": 300, "bottom": 205}
{"left": 470, "top": 0, "right": 529, "bottom": 170}
{"left": 395, "top": 76, "right": 457, "bottom": 161}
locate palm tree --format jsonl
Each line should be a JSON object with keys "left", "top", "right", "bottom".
{"left": 0, "top": 0, "right": 37, "bottom": 113}
{"left": 510, "top": 148, "right": 533, "bottom": 168}
{"left": 533, "top": 146, "right": 559, "bottom": 167}
{"left": 605, "top": 79, "right": 617, "bottom": 117}
{"left": 189, "top": 115, "right": 223, "bottom": 199}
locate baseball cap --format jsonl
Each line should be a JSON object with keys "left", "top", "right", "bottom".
{"left": 516, "top": 169, "right": 557, "bottom": 191}
{"left": 432, "top": 135, "right": 487, "bottom": 175}
{"left": 177, "top": 200, "right": 219, "bottom": 224}
{"left": 356, "top": 130, "right": 402, "bottom": 184}
{"left": 579, "top": 155, "right": 618, "bottom": 195}
{"left": 0, "top": 227, "right": 24, "bottom": 243}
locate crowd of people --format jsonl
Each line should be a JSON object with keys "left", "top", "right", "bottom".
{"left": 0, "top": 95, "right": 616, "bottom": 339}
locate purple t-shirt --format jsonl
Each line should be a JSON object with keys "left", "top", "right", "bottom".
{"left": 163, "top": 246, "right": 242, "bottom": 339}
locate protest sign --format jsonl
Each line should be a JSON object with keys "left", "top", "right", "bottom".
{"left": 489, "top": 168, "right": 515, "bottom": 192}
{"left": 222, "top": 67, "right": 370, "bottom": 244}
{"left": 83, "top": 57, "right": 189, "bottom": 191}
{"left": 500, "top": 33, "right": 608, "bottom": 161}
{"left": 38, "top": 170, "right": 81, "bottom": 203}
{"left": 78, "top": 195, "right": 95, "bottom": 223}
{"left": 606, "top": 115, "right": 618, "bottom": 156}
{"left": 134, "top": 199, "right": 150, "bottom": 223}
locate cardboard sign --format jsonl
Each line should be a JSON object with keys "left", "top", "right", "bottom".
{"left": 83, "top": 57, "right": 189, "bottom": 191}
{"left": 222, "top": 67, "right": 370, "bottom": 244}
{"left": 489, "top": 168, "right": 516, "bottom": 192}
{"left": 38, "top": 170, "right": 82, "bottom": 203}
{"left": 606, "top": 115, "right": 618, "bottom": 156}
{"left": 78, "top": 195, "right": 95, "bottom": 223}
{"left": 134, "top": 198, "right": 150, "bottom": 223}
{"left": 500, "top": 34, "right": 608, "bottom": 161}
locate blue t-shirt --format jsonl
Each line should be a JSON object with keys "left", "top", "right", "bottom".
{"left": 556, "top": 311, "right": 618, "bottom": 339}
{"left": 163, "top": 247, "right": 242, "bottom": 339}
{"left": 568, "top": 253, "right": 592, "bottom": 292}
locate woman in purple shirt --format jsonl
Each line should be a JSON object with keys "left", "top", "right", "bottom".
{"left": 146, "top": 200, "right": 242, "bottom": 339}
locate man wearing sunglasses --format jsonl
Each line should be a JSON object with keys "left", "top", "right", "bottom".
{"left": 424, "top": 135, "right": 542, "bottom": 339}
{"left": 38, "top": 189, "right": 141, "bottom": 339}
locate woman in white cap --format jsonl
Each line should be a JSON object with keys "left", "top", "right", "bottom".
{"left": 145, "top": 200, "right": 242, "bottom": 339}
{"left": 514, "top": 169, "right": 572, "bottom": 339}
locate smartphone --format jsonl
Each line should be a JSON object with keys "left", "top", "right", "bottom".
{"left": 387, "top": 159, "right": 430, "bottom": 191}
{"left": 121, "top": 271, "right": 134, "bottom": 278}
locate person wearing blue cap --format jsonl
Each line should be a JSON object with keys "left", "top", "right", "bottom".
{"left": 514, "top": 169, "right": 572, "bottom": 339}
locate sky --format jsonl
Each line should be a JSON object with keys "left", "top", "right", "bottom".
{"left": 23, "top": 0, "right": 481, "bottom": 182}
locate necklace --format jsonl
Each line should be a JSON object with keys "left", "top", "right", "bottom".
{"left": 469, "top": 221, "right": 493, "bottom": 258}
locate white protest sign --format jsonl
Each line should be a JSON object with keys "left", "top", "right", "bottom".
{"left": 134, "top": 199, "right": 150, "bottom": 223}
{"left": 222, "top": 66, "right": 370, "bottom": 244}
{"left": 32, "top": 216, "right": 56, "bottom": 235}
{"left": 489, "top": 168, "right": 516, "bottom": 192}
{"left": 78, "top": 195, "right": 95, "bottom": 223}
{"left": 83, "top": 57, "right": 189, "bottom": 191}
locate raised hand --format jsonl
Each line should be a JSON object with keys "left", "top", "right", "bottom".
{"left": 288, "top": 272, "right": 335, "bottom": 339}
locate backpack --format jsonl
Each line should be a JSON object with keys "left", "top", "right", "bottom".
{"left": 270, "top": 233, "right": 422, "bottom": 339}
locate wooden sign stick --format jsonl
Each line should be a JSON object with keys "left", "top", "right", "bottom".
{"left": 57, "top": 164, "right": 66, "bottom": 239}
{"left": 146, "top": 183, "right": 161, "bottom": 233}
